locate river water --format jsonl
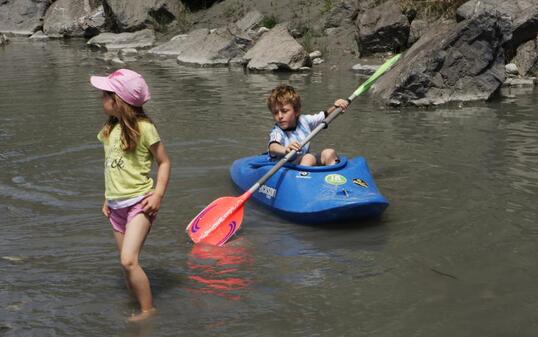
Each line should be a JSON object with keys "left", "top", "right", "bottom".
{"left": 1, "top": 40, "right": 537, "bottom": 336}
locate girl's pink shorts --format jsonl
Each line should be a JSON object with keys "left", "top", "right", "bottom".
{"left": 108, "top": 201, "right": 155, "bottom": 233}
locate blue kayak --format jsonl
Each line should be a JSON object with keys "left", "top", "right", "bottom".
{"left": 229, "top": 154, "right": 389, "bottom": 224}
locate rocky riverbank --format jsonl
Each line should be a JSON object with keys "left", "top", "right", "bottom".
{"left": 1, "top": 0, "right": 536, "bottom": 106}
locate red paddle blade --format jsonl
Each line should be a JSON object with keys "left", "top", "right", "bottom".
{"left": 186, "top": 195, "right": 247, "bottom": 246}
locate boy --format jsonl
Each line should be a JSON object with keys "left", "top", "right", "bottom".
{"left": 267, "top": 84, "right": 349, "bottom": 166}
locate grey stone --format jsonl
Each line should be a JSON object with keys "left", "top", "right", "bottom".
{"left": 244, "top": 24, "right": 309, "bottom": 71}
{"left": 148, "top": 27, "right": 247, "bottom": 67}
{"left": 371, "top": 11, "right": 512, "bottom": 106}
{"left": 505, "top": 63, "right": 519, "bottom": 75}
{"left": 503, "top": 77, "right": 536, "bottom": 86}
{"left": 356, "top": 0, "right": 410, "bottom": 55}
{"left": 309, "top": 50, "right": 322, "bottom": 59}
{"left": 0, "top": 34, "right": 9, "bottom": 46}
{"left": 324, "top": 0, "right": 358, "bottom": 29}
{"left": 351, "top": 63, "right": 378, "bottom": 75}
{"left": 103, "top": 0, "right": 186, "bottom": 32}
{"left": 87, "top": 29, "right": 156, "bottom": 50}
{"left": 408, "top": 19, "right": 429, "bottom": 46}
{"left": 29, "top": 31, "right": 49, "bottom": 40}
{"left": 235, "top": 9, "right": 264, "bottom": 32}
{"left": 43, "top": 0, "right": 102, "bottom": 37}
{"left": 81, "top": 5, "right": 106, "bottom": 37}
{"left": 324, "top": 23, "right": 359, "bottom": 64}
{"left": 456, "top": 0, "right": 538, "bottom": 51}
{"left": 0, "top": 0, "right": 50, "bottom": 36}
{"left": 513, "top": 37, "right": 538, "bottom": 76}
{"left": 312, "top": 58, "right": 324, "bottom": 65}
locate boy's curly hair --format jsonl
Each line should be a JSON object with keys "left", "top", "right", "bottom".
{"left": 266, "top": 84, "right": 301, "bottom": 113}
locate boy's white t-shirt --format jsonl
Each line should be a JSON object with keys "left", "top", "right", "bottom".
{"left": 268, "top": 111, "right": 325, "bottom": 158}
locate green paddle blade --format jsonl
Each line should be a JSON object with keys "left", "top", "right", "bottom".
{"left": 352, "top": 54, "right": 401, "bottom": 97}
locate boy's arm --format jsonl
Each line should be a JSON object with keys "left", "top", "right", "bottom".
{"left": 323, "top": 98, "right": 349, "bottom": 117}
{"left": 269, "top": 141, "right": 301, "bottom": 157}
{"left": 269, "top": 141, "right": 286, "bottom": 157}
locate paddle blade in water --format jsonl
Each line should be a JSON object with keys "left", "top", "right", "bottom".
{"left": 186, "top": 196, "right": 246, "bottom": 246}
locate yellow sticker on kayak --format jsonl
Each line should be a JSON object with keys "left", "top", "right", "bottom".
{"left": 353, "top": 178, "right": 368, "bottom": 188}
{"left": 325, "top": 174, "right": 347, "bottom": 185}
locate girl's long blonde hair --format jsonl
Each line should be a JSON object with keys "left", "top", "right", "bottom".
{"left": 101, "top": 92, "right": 152, "bottom": 152}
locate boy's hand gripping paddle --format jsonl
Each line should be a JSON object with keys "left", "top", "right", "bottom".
{"left": 186, "top": 54, "right": 401, "bottom": 246}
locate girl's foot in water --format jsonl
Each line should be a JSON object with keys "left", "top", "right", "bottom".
{"left": 127, "top": 308, "right": 157, "bottom": 323}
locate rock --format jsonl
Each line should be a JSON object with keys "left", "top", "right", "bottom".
{"left": 512, "top": 37, "right": 538, "bottom": 76}
{"left": 309, "top": 50, "right": 322, "bottom": 59}
{"left": 87, "top": 29, "right": 156, "bottom": 50}
{"left": 356, "top": 0, "right": 410, "bottom": 56}
{"left": 505, "top": 63, "right": 519, "bottom": 75}
{"left": 0, "top": 0, "right": 49, "bottom": 36}
{"left": 43, "top": 0, "right": 102, "bottom": 37}
{"left": 29, "top": 31, "right": 49, "bottom": 40}
{"left": 312, "top": 58, "right": 324, "bottom": 65}
{"left": 324, "top": 0, "right": 358, "bottom": 29}
{"left": 120, "top": 48, "right": 138, "bottom": 56}
{"left": 456, "top": 0, "right": 538, "bottom": 51}
{"left": 111, "top": 57, "right": 126, "bottom": 66}
{"left": 81, "top": 5, "right": 106, "bottom": 37}
{"left": 408, "top": 19, "right": 429, "bottom": 46}
{"left": 503, "top": 77, "right": 536, "bottom": 86}
{"left": 235, "top": 9, "right": 264, "bottom": 32}
{"left": 257, "top": 27, "right": 270, "bottom": 35}
{"left": 148, "top": 27, "right": 247, "bottom": 67}
{"left": 371, "top": 11, "right": 512, "bottom": 106}
{"left": 244, "top": 24, "right": 310, "bottom": 71}
{"left": 0, "top": 34, "right": 8, "bottom": 46}
{"left": 351, "top": 63, "right": 378, "bottom": 75}
{"left": 324, "top": 24, "right": 359, "bottom": 64}
{"left": 103, "top": 0, "right": 186, "bottom": 32}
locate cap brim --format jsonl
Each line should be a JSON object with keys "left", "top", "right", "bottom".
{"left": 90, "top": 76, "right": 114, "bottom": 92}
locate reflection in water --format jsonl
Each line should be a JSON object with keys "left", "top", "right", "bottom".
{"left": 187, "top": 239, "right": 253, "bottom": 301}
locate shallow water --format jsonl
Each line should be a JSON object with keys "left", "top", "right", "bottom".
{"left": 1, "top": 40, "right": 537, "bottom": 336}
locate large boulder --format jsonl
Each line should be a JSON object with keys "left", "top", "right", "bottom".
{"left": 43, "top": 0, "right": 104, "bottom": 37}
{"left": 244, "top": 24, "right": 310, "bottom": 71}
{"left": 371, "top": 12, "right": 512, "bottom": 106}
{"left": 355, "top": 0, "right": 410, "bottom": 56}
{"left": 324, "top": 0, "right": 358, "bottom": 29}
{"left": 324, "top": 24, "right": 359, "bottom": 66}
{"left": 148, "top": 26, "right": 249, "bottom": 66}
{"left": 102, "top": 0, "right": 185, "bottom": 32}
{"left": 456, "top": 0, "right": 538, "bottom": 51}
{"left": 0, "top": 0, "right": 50, "bottom": 36}
{"left": 234, "top": 9, "right": 264, "bottom": 32}
{"left": 407, "top": 19, "right": 429, "bottom": 46}
{"left": 513, "top": 37, "right": 538, "bottom": 76}
{"left": 87, "top": 28, "right": 155, "bottom": 50}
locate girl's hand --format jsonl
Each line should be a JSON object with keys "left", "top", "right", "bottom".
{"left": 286, "top": 141, "right": 301, "bottom": 153}
{"left": 102, "top": 200, "right": 111, "bottom": 218}
{"left": 333, "top": 98, "right": 349, "bottom": 112}
{"left": 142, "top": 192, "right": 162, "bottom": 217}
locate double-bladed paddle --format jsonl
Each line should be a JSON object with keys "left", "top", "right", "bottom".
{"left": 186, "top": 53, "right": 401, "bottom": 246}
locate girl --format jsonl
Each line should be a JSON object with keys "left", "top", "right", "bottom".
{"left": 91, "top": 69, "right": 171, "bottom": 322}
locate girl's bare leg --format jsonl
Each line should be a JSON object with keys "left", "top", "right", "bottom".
{"left": 120, "top": 214, "right": 155, "bottom": 321}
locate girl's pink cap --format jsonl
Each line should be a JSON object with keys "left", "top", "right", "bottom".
{"left": 90, "top": 69, "right": 151, "bottom": 107}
